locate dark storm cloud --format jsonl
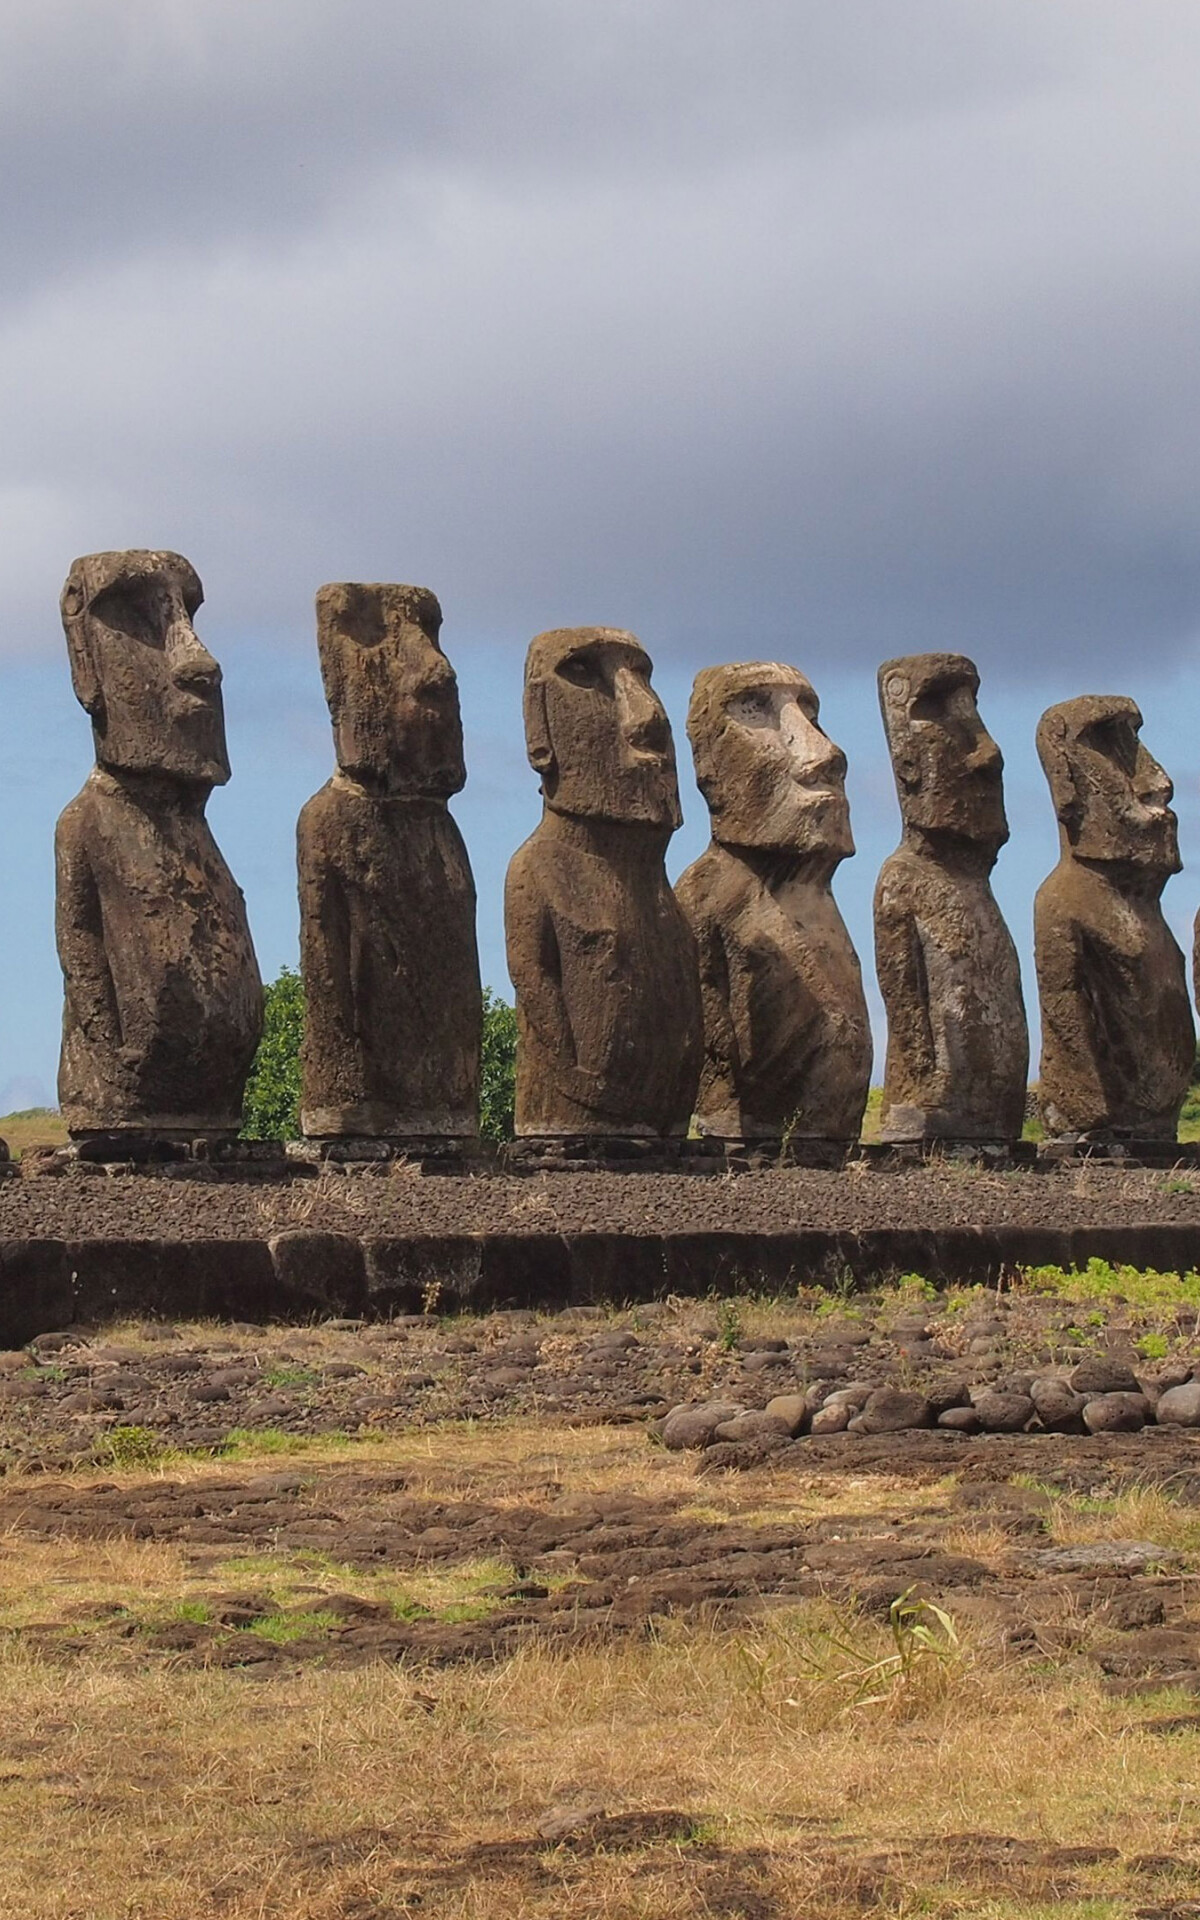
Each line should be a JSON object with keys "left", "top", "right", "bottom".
{"left": 2, "top": 0, "right": 1199, "bottom": 676}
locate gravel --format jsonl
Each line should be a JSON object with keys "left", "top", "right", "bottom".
{"left": 2, "top": 1161, "right": 1200, "bottom": 1240}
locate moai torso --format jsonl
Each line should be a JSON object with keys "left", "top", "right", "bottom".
{"left": 1035, "top": 696, "right": 1193, "bottom": 1138}
{"left": 674, "top": 663, "right": 870, "bottom": 1141}
{"left": 54, "top": 551, "right": 262, "bottom": 1137}
{"left": 299, "top": 782, "right": 480, "bottom": 1135}
{"left": 875, "top": 845, "right": 1027, "bottom": 1141}
{"left": 505, "top": 627, "right": 702, "bottom": 1138}
{"left": 874, "top": 653, "right": 1028, "bottom": 1143}
{"left": 297, "top": 583, "right": 481, "bottom": 1139}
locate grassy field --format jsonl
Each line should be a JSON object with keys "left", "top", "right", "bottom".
{"left": 0, "top": 1410, "right": 1198, "bottom": 1918}
{"left": 0, "top": 1108, "right": 68, "bottom": 1158}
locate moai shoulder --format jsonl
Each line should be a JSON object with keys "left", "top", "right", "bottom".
{"left": 874, "top": 652, "right": 1028, "bottom": 1144}
{"left": 1035, "top": 695, "right": 1193, "bottom": 1139}
{"left": 675, "top": 661, "right": 870, "bottom": 1145}
{"left": 504, "top": 626, "right": 703, "bottom": 1140}
{"left": 55, "top": 551, "right": 262, "bottom": 1140}
{"left": 297, "top": 582, "right": 481, "bottom": 1144}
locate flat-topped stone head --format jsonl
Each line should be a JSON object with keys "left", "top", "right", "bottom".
{"left": 687, "top": 661, "right": 852, "bottom": 862}
{"left": 61, "top": 550, "right": 228, "bottom": 787}
{"left": 316, "top": 581, "right": 464, "bottom": 797}
{"left": 523, "top": 626, "right": 681, "bottom": 829}
{"left": 1037, "top": 694, "right": 1179, "bottom": 875}
{"left": 878, "top": 652, "right": 1007, "bottom": 853}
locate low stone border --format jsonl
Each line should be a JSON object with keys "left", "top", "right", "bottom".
{"left": 3, "top": 1220, "right": 1200, "bottom": 1345}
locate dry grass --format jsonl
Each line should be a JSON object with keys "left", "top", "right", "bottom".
{"left": 0, "top": 1108, "right": 68, "bottom": 1159}
{"left": 0, "top": 1422, "right": 1198, "bottom": 1916}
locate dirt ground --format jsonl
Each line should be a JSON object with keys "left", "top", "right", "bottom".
{"left": 2, "top": 1279, "right": 1200, "bottom": 1915}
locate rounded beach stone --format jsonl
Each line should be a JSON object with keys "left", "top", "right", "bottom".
{"left": 937, "top": 1405, "right": 981, "bottom": 1433}
{"left": 858, "top": 1388, "right": 933, "bottom": 1434}
{"left": 713, "top": 1410, "right": 793, "bottom": 1443}
{"left": 1154, "top": 1381, "right": 1200, "bottom": 1428}
{"left": 810, "top": 1401, "right": 852, "bottom": 1434}
{"left": 661, "top": 1400, "right": 745, "bottom": 1451}
{"left": 763, "top": 1393, "right": 809, "bottom": 1436}
{"left": 1081, "top": 1392, "right": 1149, "bottom": 1434}
{"left": 1069, "top": 1356, "right": 1142, "bottom": 1396}
{"left": 971, "top": 1390, "right": 1035, "bottom": 1433}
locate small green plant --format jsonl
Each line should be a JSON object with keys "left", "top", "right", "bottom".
{"left": 897, "top": 1273, "right": 937, "bottom": 1300}
{"left": 98, "top": 1425, "right": 166, "bottom": 1469}
{"left": 716, "top": 1299, "right": 743, "bottom": 1352}
{"left": 1137, "top": 1332, "right": 1170, "bottom": 1361}
{"left": 263, "top": 1363, "right": 319, "bottom": 1390}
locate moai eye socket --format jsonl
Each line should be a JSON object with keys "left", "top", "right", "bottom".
{"left": 89, "top": 578, "right": 168, "bottom": 649}
{"left": 558, "top": 651, "right": 605, "bottom": 690}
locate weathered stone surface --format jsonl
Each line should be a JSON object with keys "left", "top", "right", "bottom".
{"left": 55, "top": 551, "right": 262, "bottom": 1136}
{"left": 970, "top": 1389, "right": 1034, "bottom": 1433}
{"left": 298, "top": 584, "right": 481, "bottom": 1139}
{"left": 1156, "top": 1381, "right": 1200, "bottom": 1427}
{"left": 1069, "top": 1356, "right": 1142, "bottom": 1396}
{"left": 1082, "top": 1391, "right": 1149, "bottom": 1433}
{"left": 763, "top": 1392, "right": 810, "bottom": 1435}
{"left": 858, "top": 1387, "right": 934, "bottom": 1433}
{"left": 1035, "top": 696, "right": 1194, "bottom": 1139}
{"left": 874, "top": 654, "right": 1028, "bottom": 1142}
{"left": 1030, "top": 1378, "right": 1088, "bottom": 1432}
{"left": 660, "top": 1400, "right": 744, "bottom": 1450}
{"left": 505, "top": 628, "right": 703, "bottom": 1136}
{"left": 675, "top": 662, "right": 871, "bottom": 1141}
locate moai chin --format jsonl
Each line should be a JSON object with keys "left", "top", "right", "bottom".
{"left": 55, "top": 550, "right": 263, "bottom": 1139}
{"left": 504, "top": 626, "right": 703, "bottom": 1138}
{"left": 675, "top": 662, "right": 871, "bottom": 1142}
{"left": 298, "top": 582, "right": 481, "bottom": 1140}
{"left": 874, "top": 652, "right": 1028, "bottom": 1143}
{"left": 1036, "top": 695, "right": 1193, "bottom": 1139}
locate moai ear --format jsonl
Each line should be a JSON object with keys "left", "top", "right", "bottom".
{"left": 60, "top": 576, "right": 103, "bottom": 719}
{"left": 523, "top": 679, "right": 556, "bottom": 779}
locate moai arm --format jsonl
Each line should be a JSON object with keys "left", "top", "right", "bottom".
{"left": 504, "top": 855, "right": 611, "bottom": 1114}
{"left": 55, "top": 813, "right": 123, "bottom": 1065}
{"left": 297, "top": 828, "right": 360, "bottom": 1066}
{"left": 874, "top": 885, "right": 939, "bottom": 1101}
{"left": 1035, "top": 900, "right": 1109, "bottom": 1132}
{"left": 693, "top": 906, "right": 741, "bottom": 1116}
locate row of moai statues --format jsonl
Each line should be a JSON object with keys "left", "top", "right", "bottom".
{"left": 51, "top": 549, "right": 1197, "bottom": 1157}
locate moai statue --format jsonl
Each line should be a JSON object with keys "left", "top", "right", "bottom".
{"left": 504, "top": 627, "right": 703, "bottom": 1138}
{"left": 1035, "top": 696, "right": 1193, "bottom": 1138}
{"left": 298, "top": 583, "right": 481, "bottom": 1142}
{"left": 56, "top": 551, "right": 262, "bottom": 1140}
{"left": 875, "top": 653, "right": 1028, "bottom": 1143}
{"left": 675, "top": 662, "right": 871, "bottom": 1143}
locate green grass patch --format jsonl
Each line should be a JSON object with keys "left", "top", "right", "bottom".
{"left": 242, "top": 1608, "right": 340, "bottom": 1645}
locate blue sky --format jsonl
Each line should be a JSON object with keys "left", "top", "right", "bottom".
{"left": 2, "top": 1, "right": 1199, "bottom": 1108}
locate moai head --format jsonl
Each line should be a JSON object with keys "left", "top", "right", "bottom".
{"left": 60, "top": 550, "right": 229, "bottom": 786}
{"left": 878, "top": 652, "right": 1007, "bottom": 852}
{"left": 1037, "top": 695, "right": 1180, "bottom": 874}
{"left": 316, "top": 582, "right": 464, "bottom": 797}
{"left": 687, "top": 661, "right": 853, "bottom": 861}
{"left": 523, "top": 626, "right": 681, "bottom": 828}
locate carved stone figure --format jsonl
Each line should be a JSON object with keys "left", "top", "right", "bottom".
{"left": 675, "top": 662, "right": 871, "bottom": 1141}
{"left": 298, "top": 583, "right": 481, "bottom": 1140}
{"left": 56, "top": 550, "right": 262, "bottom": 1138}
{"left": 504, "top": 627, "right": 703, "bottom": 1137}
{"left": 874, "top": 653, "right": 1028, "bottom": 1142}
{"left": 1036, "top": 695, "right": 1193, "bottom": 1138}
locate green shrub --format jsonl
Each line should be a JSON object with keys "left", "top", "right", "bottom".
{"left": 241, "top": 965, "right": 304, "bottom": 1140}
{"left": 480, "top": 986, "right": 518, "bottom": 1142}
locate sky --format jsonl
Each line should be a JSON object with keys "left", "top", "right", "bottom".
{"left": 2, "top": 0, "right": 1200, "bottom": 1109}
